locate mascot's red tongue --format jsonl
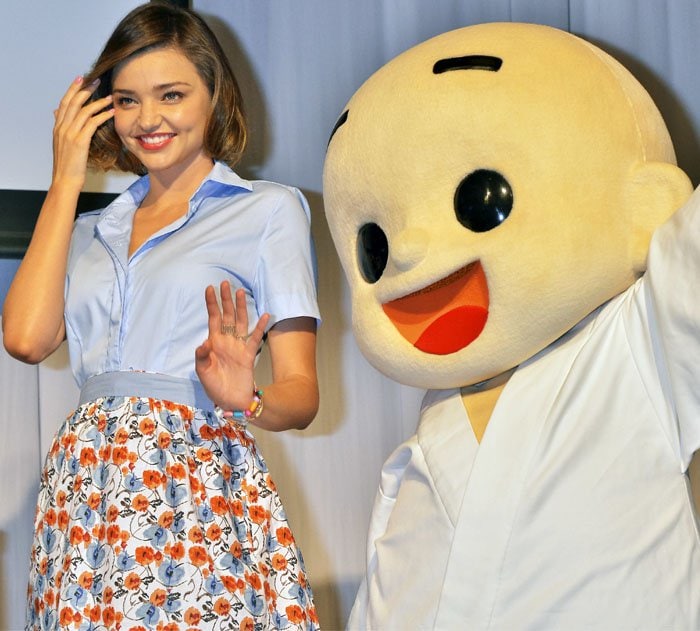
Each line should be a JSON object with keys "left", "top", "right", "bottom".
{"left": 382, "top": 261, "right": 489, "bottom": 355}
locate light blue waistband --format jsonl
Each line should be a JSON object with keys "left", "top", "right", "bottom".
{"left": 79, "top": 371, "right": 215, "bottom": 414}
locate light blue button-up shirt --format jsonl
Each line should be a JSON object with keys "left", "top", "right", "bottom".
{"left": 65, "top": 161, "right": 319, "bottom": 388}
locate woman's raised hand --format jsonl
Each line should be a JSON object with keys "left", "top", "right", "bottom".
{"left": 195, "top": 281, "right": 270, "bottom": 412}
{"left": 52, "top": 76, "right": 114, "bottom": 187}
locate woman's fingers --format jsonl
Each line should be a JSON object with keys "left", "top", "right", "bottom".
{"left": 55, "top": 77, "right": 100, "bottom": 127}
{"left": 247, "top": 312, "right": 270, "bottom": 348}
{"left": 204, "top": 285, "right": 223, "bottom": 334}
{"left": 233, "top": 286, "right": 249, "bottom": 336}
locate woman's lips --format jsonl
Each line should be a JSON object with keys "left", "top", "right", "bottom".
{"left": 136, "top": 133, "right": 176, "bottom": 150}
{"left": 382, "top": 261, "right": 489, "bottom": 355}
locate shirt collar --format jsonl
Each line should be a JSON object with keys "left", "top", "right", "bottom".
{"left": 98, "top": 161, "right": 252, "bottom": 223}
{"left": 94, "top": 161, "right": 253, "bottom": 251}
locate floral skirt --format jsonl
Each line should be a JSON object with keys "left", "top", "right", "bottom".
{"left": 26, "top": 380, "right": 318, "bottom": 630}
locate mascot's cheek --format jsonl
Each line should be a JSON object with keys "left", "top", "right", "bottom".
{"left": 382, "top": 261, "right": 489, "bottom": 355}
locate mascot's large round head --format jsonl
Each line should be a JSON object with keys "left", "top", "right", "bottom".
{"left": 323, "top": 22, "right": 691, "bottom": 390}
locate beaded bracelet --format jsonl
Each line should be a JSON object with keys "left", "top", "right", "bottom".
{"left": 215, "top": 385, "right": 264, "bottom": 426}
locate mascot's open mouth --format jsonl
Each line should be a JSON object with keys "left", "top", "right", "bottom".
{"left": 382, "top": 261, "right": 489, "bottom": 355}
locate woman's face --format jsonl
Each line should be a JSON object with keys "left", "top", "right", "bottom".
{"left": 112, "top": 47, "right": 212, "bottom": 181}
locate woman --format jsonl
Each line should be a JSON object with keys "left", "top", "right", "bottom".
{"left": 2, "top": 2, "right": 320, "bottom": 629}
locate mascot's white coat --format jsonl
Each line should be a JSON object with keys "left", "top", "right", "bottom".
{"left": 323, "top": 22, "right": 700, "bottom": 629}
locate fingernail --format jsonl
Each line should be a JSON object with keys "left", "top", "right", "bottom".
{"left": 90, "top": 78, "right": 101, "bottom": 87}
{"left": 75, "top": 76, "right": 83, "bottom": 84}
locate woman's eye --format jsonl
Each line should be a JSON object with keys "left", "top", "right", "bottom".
{"left": 163, "top": 91, "right": 183, "bottom": 102}
{"left": 115, "top": 96, "right": 135, "bottom": 107}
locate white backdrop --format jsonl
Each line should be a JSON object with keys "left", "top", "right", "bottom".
{"left": 2, "top": 2, "right": 700, "bottom": 629}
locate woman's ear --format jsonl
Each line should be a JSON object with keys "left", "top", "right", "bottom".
{"left": 624, "top": 161, "right": 693, "bottom": 274}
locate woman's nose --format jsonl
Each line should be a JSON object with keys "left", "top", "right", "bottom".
{"left": 138, "top": 102, "right": 162, "bottom": 130}
{"left": 391, "top": 226, "right": 430, "bottom": 271}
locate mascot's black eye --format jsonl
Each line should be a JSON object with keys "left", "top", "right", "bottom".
{"left": 357, "top": 223, "right": 389, "bottom": 283}
{"left": 454, "top": 169, "right": 513, "bottom": 232}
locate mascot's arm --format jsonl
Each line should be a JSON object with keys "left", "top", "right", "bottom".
{"left": 647, "top": 185, "right": 700, "bottom": 467}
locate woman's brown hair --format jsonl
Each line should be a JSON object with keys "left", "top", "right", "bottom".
{"left": 85, "top": 1, "right": 247, "bottom": 174}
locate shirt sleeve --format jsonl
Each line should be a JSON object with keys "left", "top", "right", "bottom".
{"left": 646, "top": 185, "right": 700, "bottom": 465}
{"left": 253, "top": 185, "right": 321, "bottom": 327}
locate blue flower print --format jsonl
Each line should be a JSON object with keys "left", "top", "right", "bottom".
{"left": 66, "top": 584, "right": 88, "bottom": 608}
{"left": 116, "top": 550, "right": 136, "bottom": 571}
{"left": 85, "top": 542, "right": 107, "bottom": 569}
{"left": 124, "top": 472, "right": 144, "bottom": 492}
{"left": 158, "top": 557, "right": 186, "bottom": 586}
{"left": 244, "top": 587, "right": 265, "bottom": 616}
{"left": 135, "top": 602, "right": 160, "bottom": 628}
{"left": 144, "top": 524, "right": 168, "bottom": 549}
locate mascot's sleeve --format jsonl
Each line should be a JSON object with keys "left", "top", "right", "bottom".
{"left": 647, "top": 185, "right": 700, "bottom": 469}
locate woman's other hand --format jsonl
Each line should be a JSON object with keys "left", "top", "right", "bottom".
{"left": 52, "top": 76, "right": 114, "bottom": 187}
{"left": 195, "top": 281, "right": 269, "bottom": 411}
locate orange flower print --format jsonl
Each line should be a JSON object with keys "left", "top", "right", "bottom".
{"left": 240, "top": 617, "right": 256, "bottom": 631}
{"left": 56, "top": 490, "right": 67, "bottom": 508}
{"left": 231, "top": 499, "right": 244, "bottom": 517}
{"left": 307, "top": 607, "right": 319, "bottom": 625}
{"left": 189, "top": 475, "right": 202, "bottom": 494}
{"left": 246, "top": 571, "right": 262, "bottom": 591}
{"left": 222, "top": 575, "right": 238, "bottom": 592}
{"left": 178, "top": 405, "right": 194, "bottom": 421}
{"left": 106, "top": 524, "right": 121, "bottom": 545}
{"left": 231, "top": 540, "right": 243, "bottom": 558}
{"left": 170, "top": 541, "right": 186, "bottom": 560}
{"left": 158, "top": 511, "right": 174, "bottom": 528}
{"left": 210, "top": 495, "right": 228, "bottom": 515}
{"left": 102, "top": 606, "right": 116, "bottom": 627}
{"left": 132, "top": 493, "right": 150, "bottom": 512}
{"left": 139, "top": 417, "right": 156, "bottom": 435}
{"left": 250, "top": 505, "right": 267, "bottom": 524}
{"left": 162, "top": 624, "right": 179, "bottom": 631}
{"left": 69, "top": 525, "right": 85, "bottom": 546}
{"left": 158, "top": 432, "right": 172, "bottom": 449}
{"left": 150, "top": 588, "right": 167, "bottom": 607}
{"left": 143, "top": 470, "right": 165, "bottom": 489}
{"left": 206, "top": 523, "right": 222, "bottom": 541}
{"left": 168, "top": 462, "right": 186, "bottom": 479}
{"left": 86, "top": 604, "right": 101, "bottom": 623}
{"left": 125, "top": 572, "right": 141, "bottom": 590}
{"left": 92, "top": 524, "right": 106, "bottom": 541}
{"left": 103, "top": 586, "right": 114, "bottom": 605}
{"left": 245, "top": 485, "right": 259, "bottom": 503}
{"left": 57, "top": 510, "right": 69, "bottom": 531}
{"left": 188, "top": 526, "right": 204, "bottom": 544}
{"left": 79, "top": 572, "right": 94, "bottom": 590}
{"left": 286, "top": 605, "right": 306, "bottom": 624}
{"left": 112, "top": 446, "right": 129, "bottom": 465}
{"left": 196, "top": 446, "right": 213, "bottom": 463}
{"left": 80, "top": 447, "right": 98, "bottom": 466}
{"left": 59, "top": 607, "right": 75, "bottom": 627}
{"left": 271, "top": 553, "right": 288, "bottom": 572}
{"left": 276, "top": 527, "right": 295, "bottom": 547}
{"left": 213, "top": 597, "right": 231, "bottom": 616}
{"left": 184, "top": 607, "right": 201, "bottom": 625}
{"left": 199, "top": 424, "right": 218, "bottom": 440}
{"left": 188, "top": 545, "right": 208, "bottom": 566}
{"left": 114, "top": 427, "right": 129, "bottom": 444}
{"left": 266, "top": 474, "right": 277, "bottom": 492}
{"left": 44, "top": 508, "right": 57, "bottom": 527}
{"left": 135, "top": 546, "right": 156, "bottom": 564}
{"left": 87, "top": 492, "right": 102, "bottom": 510}
{"left": 99, "top": 444, "right": 112, "bottom": 461}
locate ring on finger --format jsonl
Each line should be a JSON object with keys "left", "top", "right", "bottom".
{"left": 221, "top": 324, "right": 236, "bottom": 336}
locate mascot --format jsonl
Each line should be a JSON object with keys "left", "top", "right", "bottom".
{"left": 323, "top": 22, "right": 700, "bottom": 629}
